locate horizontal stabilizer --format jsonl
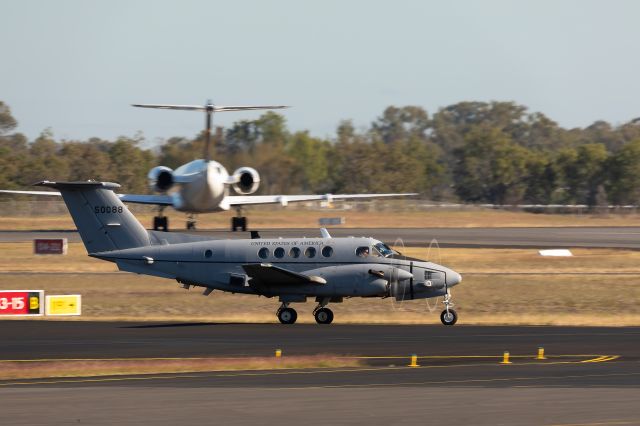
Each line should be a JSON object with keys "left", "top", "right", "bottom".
{"left": 132, "top": 104, "right": 289, "bottom": 112}
{"left": 242, "top": 263, "right": 326, "bottom": 286}
{"left": 0, "top": 184, "right": 174, "bottom": 207}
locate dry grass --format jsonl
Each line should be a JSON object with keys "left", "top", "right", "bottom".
{"left": 4, "top": 206, "right": 640, "bottom": 230}
{"left": 0, "top": 242, "right": 114, "bottom": 273}
{"left": 0, "top": 356, "right": 361, "bottom": 380}
{"left": 2, "top": 272, "right": 640, "bottom": 326}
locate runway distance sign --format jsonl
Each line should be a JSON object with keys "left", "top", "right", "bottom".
{"left": 0, "top": 290, "right": 44, "bottom": 316}
{"left": 45, "top": 295, "right": 81, "bottom": 316}
{"left": 34, "top": 238, "right": 68, "bottom": 255}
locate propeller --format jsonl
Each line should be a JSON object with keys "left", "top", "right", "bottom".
{"left": 132, "top": 101, "right": 289, "bottom": 162}
{"left": 388, "top": 236, "right": 446, "bottom": 314}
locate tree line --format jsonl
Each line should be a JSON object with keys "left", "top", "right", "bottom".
{"left": 2, "top": 100, "right": 640, "bottom": 206}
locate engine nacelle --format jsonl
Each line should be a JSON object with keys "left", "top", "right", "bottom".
{"left": 231, "top": 167, "right": 260, "bottom": 195}
{"left": 148, "top": 166, "right": 174, "bottom": 193}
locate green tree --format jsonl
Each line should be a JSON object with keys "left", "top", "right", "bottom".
{"left": 454, "top": 125, "right": 530, "bottom": 204}
{"left": 606, "top": 139, "right": 640, "bottom": 204}
{"left": 0, "top": 102, "right": 17, "bottom": 135}
{"left": 555, "top": 143, "right": 608, "bottom": 206}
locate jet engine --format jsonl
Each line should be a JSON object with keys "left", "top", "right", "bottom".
{"left": 148, "top": 166, "right": 174, "bottom": 193}
{"left": 231, "top": 167, "right": 260, "bottom": 195}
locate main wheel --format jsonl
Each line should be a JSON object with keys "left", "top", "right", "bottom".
{"left": 440, "top": 309, "right": 457, "bottom": 326}
{"left": 278, "top": 307, "right": 297, "bottom": 324}
{"left": 314, "top": 307, "right": 334, "bottom": 325}
{"left": 153, "top": 216, "right": 168, "bottom": 232}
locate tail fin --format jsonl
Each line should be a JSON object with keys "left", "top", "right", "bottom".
{"left": 36, "top": 181, "right": 150, "bottom": 254}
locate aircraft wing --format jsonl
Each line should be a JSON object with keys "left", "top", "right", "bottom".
{"left": 242, "top": 263, "right": 326, "bottom": 285}
{"left": 226, "top": 193, "right": 417, "bottom": 206}
{"left": 0, "top": 190, "right": 174, "bottom": 206}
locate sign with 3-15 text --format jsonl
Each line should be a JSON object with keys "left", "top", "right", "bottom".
{"left": 0, "top": 290, "right": 44, "bottom": 316}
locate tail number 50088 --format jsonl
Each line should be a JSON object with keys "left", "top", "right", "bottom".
{"left": 94, "top": 206, "right": 123, "bottom": 214}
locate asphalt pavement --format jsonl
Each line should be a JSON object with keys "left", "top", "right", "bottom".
{"left": 0, "top": 322, "right": 638, "bottom": 425}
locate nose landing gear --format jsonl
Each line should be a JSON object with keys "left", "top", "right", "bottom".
{"left": 153, "top": 207, "right": 169, "bottom": 231}
{"left": 440, "top": 291, "right": 457, "bottom": 326}
{"left": 231, "top": 207, "right": 247, "bottom": 231}
{"left": 186, "top": 214, "right": 197, "bottom": 230}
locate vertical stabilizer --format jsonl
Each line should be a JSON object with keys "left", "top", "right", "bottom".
{"left": 35, "top": 181, "right": 150, "bottom": 254}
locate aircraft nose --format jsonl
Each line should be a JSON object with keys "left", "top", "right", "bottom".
{"left": 447, "top": 270, "right": 462, "bottom": 287}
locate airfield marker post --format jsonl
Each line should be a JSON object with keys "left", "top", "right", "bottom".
{"left": 536, "top": 347, "right": 546, "bottom": 360}
{"left": 275, "top": 349, "right": 282, "bottom": 358}
{"left": 408, "top": 354, "right": 419, "bottom": 367}
{"left": 501, "top": 351, "right": 512, "bottom": 364}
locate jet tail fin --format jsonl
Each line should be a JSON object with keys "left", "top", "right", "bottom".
{"left": 35, "top": 181, "right": 150, "bottom": 254}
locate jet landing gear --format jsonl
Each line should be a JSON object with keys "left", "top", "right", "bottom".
{"left": 313, "top": 298, "right": 333, "bottom": 324}
{"left": 277, "top": 303, "right": 297, "bottom": 324}
{"left": 153, "top": 207, "right": 169, "bottom": 232}
{"left": 186, "top": 214, "right": 197, "bottom": 230}
{"left": 231, "top": 207, "right": 247, "bottom": 232}
{"left": 440, "top": 291, "right": 458, "bottom": 326}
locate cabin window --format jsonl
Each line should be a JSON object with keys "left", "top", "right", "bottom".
{"left": 204, "top": 249, "right": 213, "bottom": 259}
{"left": 304, "top": 247, "right": 316, "bottom": 258}
{"left": 321, "top": 246, "right": 334, "bottom": 257}
{"left": 355, "top": 246, "right": 370, "bottom": 257}
{"left": 258, "top": 247, "right": 269, "bottom": 259}
{"left": 274, "top": 247, "right": 285, "bottom": 258}
{"left": 289, "top": 247, "right": 301, "bottom": 258}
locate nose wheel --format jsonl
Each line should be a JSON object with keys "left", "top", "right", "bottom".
{"left": 277, "top": 305, "right": 297, "bottom": 324}
{"left": 440, "top": 291, "right": 458, "bottom": 326}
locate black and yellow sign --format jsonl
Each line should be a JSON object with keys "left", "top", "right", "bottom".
{"left": 45, "top": 295, "right": 81, "bottom": 316}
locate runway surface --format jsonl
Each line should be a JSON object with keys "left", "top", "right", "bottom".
{"left": 0, "top": 323, "right": 639, "bottom": 425}
{"left": 3, "top": 226, "right": 640, "bottom": 248}
{"left": 1, "top": 321, "right": 638, "bottom": 369}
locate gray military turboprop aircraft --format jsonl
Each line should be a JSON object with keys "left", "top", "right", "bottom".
{"left": 1, "top": 101, "right": 414, "bottom": 231}
{"left": 35, "top": 180, "right": 462, "bottom": 325}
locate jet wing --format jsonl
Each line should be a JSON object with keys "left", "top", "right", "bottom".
{"left": 242, "top": 263, "right": 326, "bottom": 285}
{"left": 0, "top": 190, "right": 174, "bottom": 206}
{"left": 226, "top": 193, "right": 417, "bottom": 206}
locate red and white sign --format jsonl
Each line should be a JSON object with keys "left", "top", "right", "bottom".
{"left": 34, "top": 239, "right": 68, "bottom": 255}
{"left": 0, "top": 290, "right": 44, "bottom": 316}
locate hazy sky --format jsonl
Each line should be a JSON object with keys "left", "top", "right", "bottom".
{"left": 2, "top": 0, "right": 640, "bottom": 144}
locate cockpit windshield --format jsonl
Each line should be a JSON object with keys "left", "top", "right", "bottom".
{"left": 373, "top": 242, "right": 399, "bottom": 258}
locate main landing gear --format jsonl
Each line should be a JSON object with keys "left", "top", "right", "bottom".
{"left": 276, "top": 300, "right": 334, "bottom": 325}
{"left": 440, "top": 290, "right": 457, "bottom": 326}
{"left": 313, "top": 298, "right": 333, "bottom": 324}
{"left": 153, "top": 207, "right": 169, "bottom": 231}
{"left": 231, "top": 207, "right": 247, "bottom": 232}
{"left": 277, "top": 303, "right": 298, "bottom": 325}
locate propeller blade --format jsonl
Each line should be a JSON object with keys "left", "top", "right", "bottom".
{"left": 213, "top": 105, "right": 290, "bottom": 112}
{"left": 131, "top": 104, "right": 207, "bottom": 111}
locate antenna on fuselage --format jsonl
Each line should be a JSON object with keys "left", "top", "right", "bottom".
{"left": 320, "top": 228, "right": 332, "bottom": 238}
{"left": 131, "top": 101, "right": 290, "bottom": 162}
